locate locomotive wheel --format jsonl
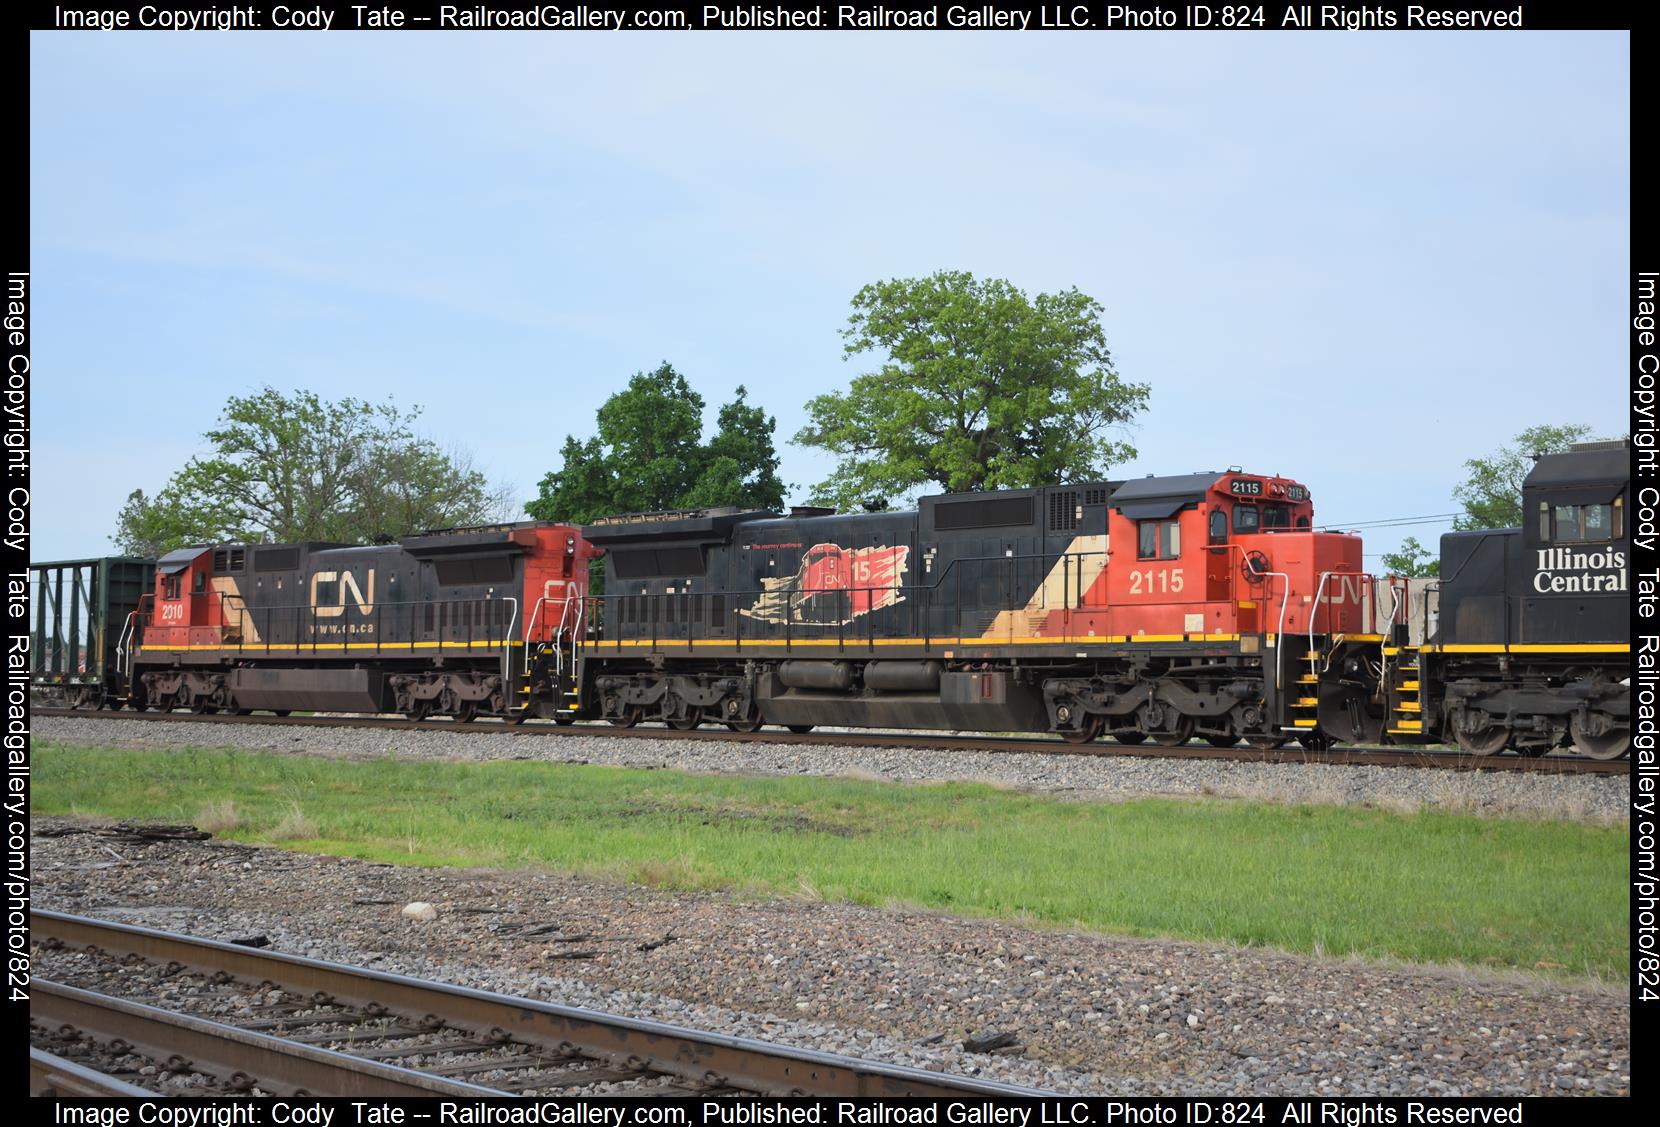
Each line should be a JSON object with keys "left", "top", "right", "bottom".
{"left": 1569, "top": 714, "right": 1629, "bottom": 760}
{"left": 1244, "top": 736, "right": 1289, "bottom": 750}
{"left": 1452, "top": 726, "right": 1509, "bottom": 756}
{"left": 786, "top": 724, "right": 815, "bottom": 734}
{"left": 454, "top": 702, "right": 479, "bottom": 723}
{"left": 1205, "top": 735, "right": 1239, "bottom": 748}
{"left": 1060, "top": 715, "right": 1103, "bottom": 744}
{"left": 1150, "top": 717, "right": 1195, "bottom": 747}
{"left": 725, "top": 706, "right": 765, "bottom": 733}
{"left": 1110, "top": 730, "right": 1148, "bottom": 745}
{"left": 669, "top": 708, "right": 703, "bottom": 731}
{"left": 610, "top": 708, "right": 642, "bottom": 728}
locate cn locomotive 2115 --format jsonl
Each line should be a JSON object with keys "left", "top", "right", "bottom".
{"left": 29, "top": 442, "right": 1630, "bottom": 758}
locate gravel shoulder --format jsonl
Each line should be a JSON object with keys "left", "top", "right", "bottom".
{"left": 37, "top": 716, "right": 1626, "bottom": 823}
{"left": 30, "top": 817, "right": 1628, "bottom": 1097}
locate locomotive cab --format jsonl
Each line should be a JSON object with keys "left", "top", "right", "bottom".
{"left": 148, "top": 547, "right": 217, "bottom": 648}
{"left": 1103, "top": 471, "right": 1365, "bottom": 640}
{"left": 1429, "top": 441, "right": 1630, "bottom": 758}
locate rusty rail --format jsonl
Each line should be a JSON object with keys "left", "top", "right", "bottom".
{"left": 32, "top": 979, "right": 502, "bottom": 1096}
{"left": 34, "top": 911, "right": 1046, "bottom": 1098}
{"left": 29, "top": 1048, "right": 156, "bottom": 1097}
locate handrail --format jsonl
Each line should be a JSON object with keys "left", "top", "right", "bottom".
{"left": 1435, "top": 530, "right": 1512, "bottom": 587}
{"left": 1307, "top": 570, "right": 1378, "bottom": 674}
{"left": 131, "top": 594, "right": 518, "bottom": 654}
{"left": 116, "top": 612, "right": 138, "bottom": 679}
{"left": 1268, "top": 571, "right": 1291, "bottom": 689}
{"left": 499, "top": 597, "right": 518, "bottom": 684}
{"left": 116, "top": 594, "right": 152, "bottom": 681}
{"left": 523, "top": 596, "right": 549, "bottom": 645}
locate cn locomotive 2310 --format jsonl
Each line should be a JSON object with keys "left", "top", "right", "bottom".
{"left": 30, "top": 441, "right": 1630, "bottom": 758}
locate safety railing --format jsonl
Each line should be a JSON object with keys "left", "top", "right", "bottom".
{"left": 578, "top": 548, "right": 1119, "bottom": 655}
{"left": 133, "top": 595, "right": 525, "bottom": 660}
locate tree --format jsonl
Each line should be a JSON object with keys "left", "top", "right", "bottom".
{"left": 795, "top": 271, "right": 1149, "bottom": 509}
{"left": 112, "top": 388, "right": 514, "bottom": 554}
{"left": 1380, "top": 536, "right": 1440, "bottom": 578}
{"left": 526, "top": 363, "right": 787, "bottom": 523}
{"left": 1452, "top": 424, "right": 1599, "bottom": 530}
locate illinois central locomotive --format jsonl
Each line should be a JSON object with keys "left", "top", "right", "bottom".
{"left": 30, "top": 442, "right": 1631, "bottom": 758}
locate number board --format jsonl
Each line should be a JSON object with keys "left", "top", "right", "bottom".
{"left": 1286, "top": 485, "right": 1309, "bottom": 502}
{"left": 1229, "top": 479, "right": 1263, "bottom": 496}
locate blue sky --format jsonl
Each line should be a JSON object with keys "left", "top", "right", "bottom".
{"left": 30, "top": 31, "right": 1628, "bottom": 562}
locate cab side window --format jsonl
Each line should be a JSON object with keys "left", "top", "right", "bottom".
{"left": 162, "top": 576, "right": 181, "bottom": 600}
{"left": 1548, "top": 502, "right": 1617, "bottom": 543}
{"left": 1137, "top": 520, "right": 1181, "bottom": 560}
{"left": 1208, "top": 510, "right": 1228, "bottom": 545}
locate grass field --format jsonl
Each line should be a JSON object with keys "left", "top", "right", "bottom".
{"left": 32, "top": 741, "right": 1629, "bottom": 978}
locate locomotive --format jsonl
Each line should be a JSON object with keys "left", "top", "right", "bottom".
{"left": 29, "top": 443, "right": 1631, "bottom": 758}
{"left": 31, "top": 523, "right": 597, "bottom": 721}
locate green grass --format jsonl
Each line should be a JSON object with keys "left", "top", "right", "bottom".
{"left": 32, "top": 741, "right": 1629, "bottom": 978}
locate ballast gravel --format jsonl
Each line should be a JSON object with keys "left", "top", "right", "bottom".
{"left": 31, "top": 819, "right": 1628, "bottom": 1096}
{"left": 37, "top": 716, "right": 1625, "bottom": 822}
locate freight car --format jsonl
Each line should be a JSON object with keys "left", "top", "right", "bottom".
{"left": 31, "top": 444, "right": 1631, "bottom": 758}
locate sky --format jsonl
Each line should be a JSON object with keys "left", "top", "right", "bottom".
{"left": 29, "top": 30, "right": 1629, "bottom": 563}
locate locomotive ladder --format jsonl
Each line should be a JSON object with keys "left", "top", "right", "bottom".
{"left": 518, "top": 595, "right": 585, "bottom": 720}
{"left": 1288, "top": 648, "right": 1321, "bottom": 732}
{"left": 1383, "top": 646, "right": 1426, "bottom": 740}
{"left": 550, "top": 594, "right": 586, "bottom": 718}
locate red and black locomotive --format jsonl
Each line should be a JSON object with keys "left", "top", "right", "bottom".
{"left": 31, "top": 443, "right": 1631, "bottom": 757}
{"left": 34, "top": 524, "right": 596, "bottom": 721}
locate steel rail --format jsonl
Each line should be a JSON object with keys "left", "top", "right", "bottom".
{"left": 35, "top": 707, "right": 1630, "bottom": 774}
{"left": 34, "top": 911, "right": 1047, "bottom": 1098}
{"left": 32, "top": 979, "right": 505, "bottom": 1097}
{"left": 29, "top": 1047, "right": 156, "bottom": 1097}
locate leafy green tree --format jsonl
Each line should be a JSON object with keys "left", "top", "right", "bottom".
{"left": 112, "top": 488, "right": 209, "bottom": 558}
{"left": 795, "top": 271, "right": 1149, "bottom": 509}
{"left": 112, "top": 388, "right": 513, "bottom": 554}
{"left": 526, "top": 363, "right": 787, "bottom": 523}
{"left": 1452, "top": 424, "right": 1599, "bottom": 530}
{"left": 1380, "top": 536, "right": 1440, "bottom": 577}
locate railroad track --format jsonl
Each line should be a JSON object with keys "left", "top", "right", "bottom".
{"left": 36, "top": 706, "right": 1629, "bottom": 774}
{"left": 30, "top": 911, "right": 1045, "bottom": 1098}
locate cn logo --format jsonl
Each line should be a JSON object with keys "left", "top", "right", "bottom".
{"left": 311, "top": 569, "right": 375, "bottom": 617}
{"left": 1326, "top": 575, "right": 1367, "bottom": 606}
